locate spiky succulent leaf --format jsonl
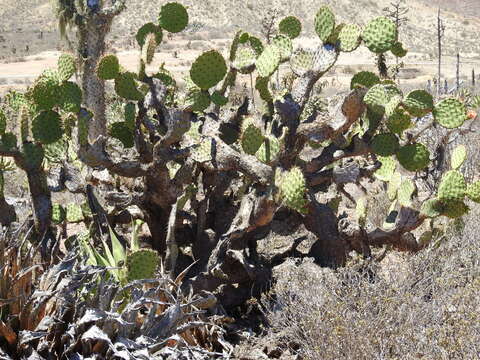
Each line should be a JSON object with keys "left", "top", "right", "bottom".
{"left": 32, "top": 110, "right": 63, "bottom": 145}
{"left": 136, "top": 22, "right": 163, "bottom": 46}
{"left": 110, "top": 122, "right": 134, "bottom": 148}
{"left": 255, "top": 76, "right": 272, "bottom": 102}
{"left": 374, "top": 155, "right": 396, "bottom": 181}
{"left": 403, "top": 90, "right": 433, "bottom": 117}
{"left": 114, "top": 71, "right": 144, "bottom": 101}
{"left": 124, "top": 103, "right": 136, "bottom": 130}
{"left": 387, "top": 110, "right": 412, "bottom": 135}
{"left": 361, "top": 16, "right": 397, "bottom": 53}
{"left": 387, "top": 171, "right": 402, "bottom": 201}
{"left": 451, "top": 145, "right": 467, "bottom": 170}
{"left": 184, "top": 90, "right": 211, "bottom": 112}
{"left": 190, "top": 50, "right": 227, "bottom": 90}
{"left": 396, "top": 143, "right": 430, "bottom": 172}
{"left": 158, "top": 2, "right": 188, "bottom": 33}
{"left": 371, "top": 133, "right": 399, "bottom": 156}
{"left": 211, "top": 91, "right": 228, "bottom": 106}
{"left": 437, "top": 170, "right": 466, "bottom": 202}
{"left": 97, "top": 55, "right": 120, "bottom": 80}
{"left": 338, "top": 24, "right": 361, "bottom": 52}
{"left": 314, "top": 6, "right": 335, "bottom": 42}
{"left": 390, "top": 41, "right": 408, "bottom": 57}
{"left": 255, "top": 136, "right": 281, "bottom": 164}
{"left": 442, "top": 200, "right": 469, "bottom": 219}
{"left": 256, "top": 45, "right": 281, "bottom": 78}
{"left": 126, "top": 249, "right": 159, "bottom": 281}
{"left": 280, "top": 167, "right": 307, "bottom": 213}
{"left": 59, "top": 81, "right": 82, "bottom": 113}
{"left": 241, "top": 118, "right": 264, "bottom": 155}
{"left": 52, "top": 204, "right": 66, "bottom": 224}
{"left": 21, "top": 143, "right": 44, "bottom": 169}
{"left": 279, "top": 16, "right": 302, "bottom": 39}
{"left": 433, "top": 98, "right": 467, "bottom": 129}
{"left": 57, "top": 53, "right": 76, "bottom": 82}
{"left": 31, "top": 70, "right": 61, "bottom": 111}
{"left": 466, "top": 181, "right": 480, "bottom": 203}
{"left": 272, "top": 34, "right": 293, "bottom": 61}
{"left": 0, "top": 133, "right": 17, "bottom": 151}
{"left": 141, "top": 32, "right": 157, "bottom": 64}
{"left": 398, "top": 179, "right": 415, "bottom": 207}
{"left": 350, "top": 71, "right": 380, "bottom": 89}
{"left": 232, "top": 47, "right": 256, "bottom": 74}
{"left": 66, "top": 203, "right": 84, "bottom": 223}
{"left": 421, "top": 198, "right": 443, "bottom": 218}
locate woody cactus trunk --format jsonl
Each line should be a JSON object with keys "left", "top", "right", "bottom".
{"left": 1, "top": 2, "right": 478, "bottom": 309}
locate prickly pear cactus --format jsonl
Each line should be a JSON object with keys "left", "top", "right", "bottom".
{"left": 126, "top": 249, "right": 160, "bottom": 281}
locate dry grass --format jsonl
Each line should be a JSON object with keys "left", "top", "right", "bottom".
{"left": 265, "top": 209, "right": 480, "bottom": 359}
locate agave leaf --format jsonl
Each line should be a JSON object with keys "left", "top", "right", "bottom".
{"left": 109, "top": 226, "right": 126, "bottom": 266}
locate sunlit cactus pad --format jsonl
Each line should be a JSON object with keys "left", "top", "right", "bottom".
{"left": 361, "top": 16, "right": 397, "bottom": 53}
{"left": 314, "top": 6, "right": 335, "bottom": 42}
{"left": 433, "top": 98, "right": 467, "bottom": 129}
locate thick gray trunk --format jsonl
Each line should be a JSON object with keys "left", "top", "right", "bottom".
{"left": 79, "top": 17, "right": 111, "bottom": 143}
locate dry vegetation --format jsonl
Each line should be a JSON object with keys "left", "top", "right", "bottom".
{"left": 259, "top": 211, "right": 480, "bottom": 359}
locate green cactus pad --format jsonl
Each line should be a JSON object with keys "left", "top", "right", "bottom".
{"left": 350, "top": 71, "right": 380, "bottom": 89}
{"left": 396, "top": 143, "right": 430, "bottom": 172}
{"left": 326, "top": 23, "right": 344, "bottom": 44}
{"left": 255, "top": 76, "right": 272, "bottom": 102}
{"left": 232, "top": 47, "right": 256, "bottom": 74}
{"left": 390, "top": 41, "right": 408, "bottom": 57}
{"left": 31, "top": 70, "right": 61, "bottom": 111}
{"left": 290, "top": 49, "right": 314, "bottom": 77}
{"left": 466, "top": 181, "right": 480, "bottom": 203}
{"left": 241, "top": 118, "right": 264, "bottom": 155}
{"left": 184, "top": 90, "right": 211, "bottom": 112}
{"left": 110, "top": 122, "right": 134, "bottom": 148}
{"left": 433, "top": 98, "right": 467, "bottom": 129}
{"left": 18, "top": 106, "right": 30, "bottom": 143}
{"left": 451, "top": 144, "right": 467, "bottom": 170}
{"left": 437, "top": 170, "right": 466, "bottom": 202}
{"left": 59, "top": 81, "right": 82, "bottom": 113}
{"left": 66, "top": 203, "right": 84, "bottom": 223}
{"left": 21, "top": 143, "right": 44, "bottom": 169}
{"left": 363, "top": 84, "right": 389, "bottom": 112}
{"left": 124, "top": 103, "right": 136, "bottom": 130}
{"left": 441, "top": 200, "right": 469, "bottom": 219}
{"left": 403, "top": 90, "right": 433, "bottom": 117}
{"left": 136, "top": 22, "right": 163, "bottom": 46}
{"left": 280, "top": 167, "right": 307, "bottom": 213}
{"left": 190, "top": 50, "right": 227, "bottom": 90}
{"left": 387, "top": 171, "right": 402, "bottom": 201}
{"left": 57, "top": 54, "right": 76, "bottom": 82}
{"left": 279, "top": 16, "right": 302, "bottom": 39}
{"left": 387, "top": 110, "right": 412, "bottom": 135}
{"left": 255, "top": 136, "right": 281, "bottom": 164}
{"left": 248, "top": 36, "right": 264, "bottom": 55}
{"left": 126, "top": 249, "right": 159, "bottom": 281}
{"left": 371, "top": 133, "right": 399, "bottom": 156}
{"left": 97, "top": 55, "right": 120, "bottom": 80}
{"left": 52, "top": 204, "right": 66, "bottom": 224}
{"left": 32, "top": 110, "right": 63, "bottom": 145}
{"left": 141, "top": 32, "right": 158, "bottom": 64}
{"left": 191, "top": 137, "right": 213, "bottom": 163}
{"left": 420, "top": 198, "right": 443, "bottom": 218}
{"left": 210, "top": 91, "right": 228, "bottom": 106}
{"left": 238, "top": 32, "right": 250, "bottom": 44}
{"left": 374, "top": 156, "right": 396, "bottom": 181}
{"left": 314, "top": 6, "right": 335, "bottom": 42}
{"left": 398, "top": 179, "right": 415, "bottom": 207}
{"left": 158, "top": 2, "right": 188, "bottom": 33}
{"left": 361, "top": 16, "right": 397, "bottom": 54}
{"left": 256, "top": 45, "right": 281, "bottom": 78}
{"left": 0, "top": 110, "right": 6, "bottom": 136}
{"left": 272, "top": 34, "right": 293, "bottom": 61}
{"left": 338, "top": 24, "right": 361, "bottom": 52}
{"left": 114, "top": 71, "right": 144, "bottom": 101}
